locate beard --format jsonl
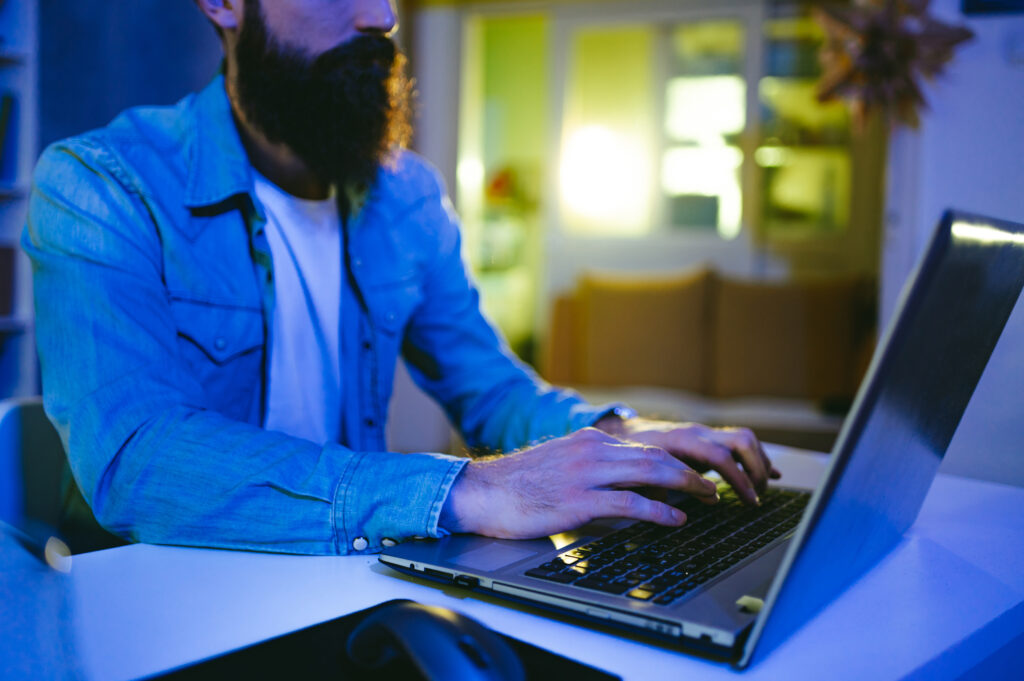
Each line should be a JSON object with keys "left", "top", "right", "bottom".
{"left": 232, "top": 0, "right": 414, "bottom": 193}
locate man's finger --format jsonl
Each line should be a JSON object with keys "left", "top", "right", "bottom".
{"left": 715, "top": 428, "right": 769, "bottom": 493}
{"left": 682, "top": 437, "right": 759, "bottom": 505}
{"left": 752, "top": 433, "right": 780, "bottom": 482}
{"left": 590, "top": 490, "right": 687, "bottom": 527}
{"left": 587, "top": 439, "right": 675, "bottom": 462}
{"left": 752, "top": 438, "right": 782, "bottom": 479}
{"left": 596, "top": 456, "right": 718, "bottom": 498}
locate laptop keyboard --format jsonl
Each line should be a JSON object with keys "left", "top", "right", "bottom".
{"left": 524, "top": 485, "right": 810, "bottom": 605}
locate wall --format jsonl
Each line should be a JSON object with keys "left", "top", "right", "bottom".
{"left": 882, "top": 2, "right": 1024, "bottom": 485}
{"left": 39, "top": 1, "right": 221, "bottom": 148}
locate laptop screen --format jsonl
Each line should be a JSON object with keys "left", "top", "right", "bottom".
{"left": 744, "top": 210, "right": 1024, "bottom": 666}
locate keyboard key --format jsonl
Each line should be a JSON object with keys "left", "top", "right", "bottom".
{"left": 627, "top": 588, "right": 655, "bottom": 600}
{"left": 690, "top": 570, "right": 715, "bottom": 585}
{"left": 678, "top": 579, "right": 697, "bottom": 592}
{"left": 524, "top": 568, "right": 555, "bottom": 578}
{"left": 576, "top": 578, "right": 632, "bottom": 595}
{"left": 526, "top": 487, "right": 811, "bottom": 601}
{"left": 645, "top": 577, "right": 677, "bottom": 592}
{"left": 525, "top": 568, "right": 577, "bottom": 583}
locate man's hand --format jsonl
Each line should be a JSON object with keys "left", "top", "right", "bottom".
{"left": 439, "top": 428, "right": 720, "bottom": 539}
{"left": 595, "top": 416, "right": 781, "bottom": 505}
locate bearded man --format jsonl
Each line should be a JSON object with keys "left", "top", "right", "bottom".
{"left": 23, "top": 0, "right": 777, "bottom": 555}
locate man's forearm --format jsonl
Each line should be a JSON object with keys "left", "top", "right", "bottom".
{"left": 66, "top": 401, "right": 467, "bottom": 554}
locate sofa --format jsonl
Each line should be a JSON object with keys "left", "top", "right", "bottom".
{"left": 541, "top": 267, "right": 877, "bottom": 451}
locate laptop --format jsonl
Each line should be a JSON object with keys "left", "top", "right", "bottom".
{"left": 380, "top": 210, "right": 1024, "bottom": 668}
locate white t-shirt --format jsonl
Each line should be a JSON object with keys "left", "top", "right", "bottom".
{"left": 253, "top": 171, "right": 343, "bottom": 445}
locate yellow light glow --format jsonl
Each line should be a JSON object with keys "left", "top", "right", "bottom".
{"left": 662, "top": 146, "right": 743, "bottom": 239}
{"left": 457, "top": 157, "right": 485, "bottom": 194}
{"left": 560, "top": 125, "right": 651, "bottom": 234}
{"left": 666, "top": 76, "right": 746, "bottom": 142}
{"left": 951, "top": 221, "right": 1024, "bottom": 246}
{"left": 755, "top": 146, "right": 789, "bottom": 167}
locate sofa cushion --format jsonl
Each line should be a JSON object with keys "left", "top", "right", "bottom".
{"left": 576, "top": 268, "right": 714, "bottom": 393}
{"left": 712, "top": 276, "right": 864, "bottom": 400}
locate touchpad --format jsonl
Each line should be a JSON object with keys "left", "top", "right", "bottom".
{"left": 452, "top": 543, "right": 539, "bottom": 572}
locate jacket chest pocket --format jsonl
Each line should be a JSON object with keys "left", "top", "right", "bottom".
{"left": 169, "top": 298, "right": 264, "bottom": 420}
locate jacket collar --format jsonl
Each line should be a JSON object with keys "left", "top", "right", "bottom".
{"left": 183, "top": 73, "right": 264, "bottom": 222}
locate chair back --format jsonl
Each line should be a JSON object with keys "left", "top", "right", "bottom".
{"left": 0, "top": 397, "right": 66, "bottom": 532}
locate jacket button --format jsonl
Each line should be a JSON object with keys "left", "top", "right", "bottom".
{"left": 214, "top": 337, "right": 227, "bottom": 350}
{"left": 352, "top": 537, "right": 369, "bottom": 551}
{"left": 381, "top": 538, "right": 397, "bottom": 547}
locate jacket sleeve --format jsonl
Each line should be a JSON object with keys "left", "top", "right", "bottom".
{"left": 23, "top": 140, "right": 465, "bottom": 555}
{"left": 398, "top": 169, "right": 619, "bottom": 453}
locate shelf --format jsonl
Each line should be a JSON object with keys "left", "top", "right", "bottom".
{"left": 0, "top": 0, "right": 37, "bottom": 398}
{"left": 0, "top": 184, "right": 27, "bottom": 200}
{"left": 0, "top": 317, "right": 28, "bottom": 334}
{"left": 760, "top": 74, "right": 820, "bottom": 83}
{"left": 757, "top": 142, "right": 850, "bottom": 151}
{"left": 761, "top": 220, "right": 847, "bottom": 238}
{"left": 0, "top": 49, "right": 27, "bottom": 65}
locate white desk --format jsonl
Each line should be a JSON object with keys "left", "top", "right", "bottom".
{"left": 3, "top": 449, "right": 1023, "bottom": 681}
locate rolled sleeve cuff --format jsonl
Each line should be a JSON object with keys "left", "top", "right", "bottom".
{"left": 333, "top": 448, "right": 468, "bottom": 555}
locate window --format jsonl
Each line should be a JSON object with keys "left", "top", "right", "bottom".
{"left": 662, "top": 20, "right": 747, "bottom": 238}
{"left": 558, "top": 20, "right": 749, "bottom": 240}
{"left": 451, "top": 1, "right": 883, "bottom": 351}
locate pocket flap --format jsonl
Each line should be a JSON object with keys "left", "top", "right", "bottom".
{"left": 170, "top": 298, "right": 263, "bottom": 364}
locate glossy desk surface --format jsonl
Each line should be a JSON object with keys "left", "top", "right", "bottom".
{"left": 2, "top": 449, "right": 1022, "bottom": 680}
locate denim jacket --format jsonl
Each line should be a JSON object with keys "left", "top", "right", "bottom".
{"left": 23, "top": 75, "right": 613, "bottom": 555}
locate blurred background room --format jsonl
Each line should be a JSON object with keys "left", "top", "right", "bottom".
{"left": 1, "top": 0, "right": 1022, "bottom": 535}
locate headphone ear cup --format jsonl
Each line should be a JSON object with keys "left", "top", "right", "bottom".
{"left": 346, "top": 616, "right": 401, "bottom": 669}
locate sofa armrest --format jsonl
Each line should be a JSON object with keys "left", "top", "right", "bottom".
{"left": 540, "top": 294, "right": 579, "bottom": 385}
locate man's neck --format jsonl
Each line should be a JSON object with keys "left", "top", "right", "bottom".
{"left": 225, "top": 80, "right": 331, "bottom": 201}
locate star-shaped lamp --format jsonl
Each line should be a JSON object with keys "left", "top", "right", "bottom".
{"left": 815, "top": 0, "right": 975, "bottom": 128}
